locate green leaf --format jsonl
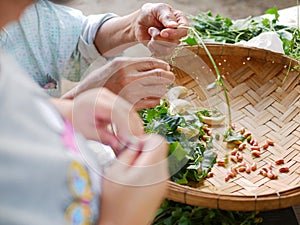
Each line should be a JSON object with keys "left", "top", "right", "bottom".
{"left": 181, "top": 36, "right": 198, "bottom": 46}
{"left": 265, "top": 6, "right": 279, "bottom": 21}
{"left": 169, "top": 142, "right": 188, "bottom": 161}
{"left": 178, "top": 216, "right": 190, "bottom": 225}
{"left": 223, "top": 128, "right": 246, "bottom": 143}
{"left": 171, "top": 208, "right": 182, "bottom": 218}
{"left": 163, "top": 217, "right": 173, "bottom": 225}
{"left": 202, "top": 149, "right": 217, "bottom": 172}
{"left": 187, "top": 162, "right": 201, "bottom": 170}
{"left": 175, "top": 174, "right": 189, "bottom": 185}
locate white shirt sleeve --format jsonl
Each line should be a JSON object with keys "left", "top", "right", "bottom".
{"left": 79, "top": 13, "right": 118, "bottom": 63}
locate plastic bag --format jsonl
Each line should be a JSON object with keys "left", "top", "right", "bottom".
{"left": 236, "top": 31, "right": 284, "bottom": 54}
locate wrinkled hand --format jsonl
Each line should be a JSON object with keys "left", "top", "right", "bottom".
{"left": 63, "top": 57, "right": 175, "bottom": 110}
{"left": 70, "top": 88, "right": 144, "bottom": 153}
{"left": 99, "top": 134, "right": 169, "bottom": 225}
{"left": 135, "top": 3, "right": 188, "bottom": 56}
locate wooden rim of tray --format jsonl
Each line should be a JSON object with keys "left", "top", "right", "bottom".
{"left": 167, "top": 43, "right": 300, "bottom": 211}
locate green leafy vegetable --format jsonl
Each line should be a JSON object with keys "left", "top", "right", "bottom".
{"left": 152, "top": 200, "right": 263, "bottom": 225}
{"left": 182, "top": 7, "right": 300, "bottom": 61}
{"left": 139, "top": 100, "right": 217, "bottom": 185}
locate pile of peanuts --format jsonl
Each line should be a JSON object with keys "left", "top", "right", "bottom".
{"left": 211, "top": 125, "right": 290, "bottom": 182}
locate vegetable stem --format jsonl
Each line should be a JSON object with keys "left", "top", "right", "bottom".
{"left": 178, "top": 25, "right": 232, "bottom": 126}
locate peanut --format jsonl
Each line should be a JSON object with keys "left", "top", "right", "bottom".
{"left": 267, "top": 163, "right": 272, "bottom": 170}
{"left": 238, "top": 166, "right": 246, "bottom": 172}
{"left": 266, "top": 139, "right": 275, "bottom": 146}
{"left": 236, "top": 152, "right": 243, "bottom": 162}
{"left": 246, "top": 164, "right": 251, "bottom": 174}
{"left": 251, "top": 150, "right": 261, "bottom": 158}
{"left": 267, "top": 170, "right": 274, "bottom": 179}
{"left": 275, "top": 159, "right": 284, "bottom": 165}
{"left": 262, "top": 143, "right": 269, "bottom": 150}
{"left": 225, "top": 176, "right": 231, "bottom": 182}
{"left": 239, "top": 127, "right": 245, "bottom": 135}
{"left": 217, "top": 160, "right": 226, "bottom": 167}
{"left": 250, "top": 146, "right": 260, "bottom": 151}
{"left": 230, "top": 155, "right": 238, "bottom": 163}
{"left": 253, "top": 140, "right": 259, "bottom": 146}
{"left": 238, "top": 143, "right": 246, "bottom": 151}
{"left": 244, "top": 132, "right": 252, "bottom": 139}
{"left": 251, "top": 162, "right": 257, "bottom": 171}
{"left": 231, "top": 148, "right": 238, "bottom": 155}
{"left": 207, "top": 172, "right": 214, "bottom": 178}
{"left": 279, "top": 167, "right": 289, "bottom": 173}
{"left": 272, "top": 171, "right": 278, "bottom": 179}
{"left": 260, "top": 170, "right": 267, "bottom": 177}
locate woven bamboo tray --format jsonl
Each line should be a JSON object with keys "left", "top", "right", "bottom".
{"left": 167, "top": 43, "right": 300, "bottom": 211}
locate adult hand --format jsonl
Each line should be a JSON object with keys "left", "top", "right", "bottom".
{"left": 99, "top": 134, "right": 169, "bottom": 225}
{"left": 135, "top": 3, "right": 188, "bottom": 56}
{"left": 94, "top": 3, "right": 188, "bottom": 57}
{"left": 62, "top": 57, "right": 175, "bottom": 110}
{"left": 56, "top": 88, "right": 144, "bottom": 154}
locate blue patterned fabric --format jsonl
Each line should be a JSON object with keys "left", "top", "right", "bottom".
{"left": 0, "top": 0, "right": 116, "bottom": 97}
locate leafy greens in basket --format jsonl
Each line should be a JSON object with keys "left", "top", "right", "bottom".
{"left": 182, "top": 6, "right": 300, "bottom": 61}
{"left": 139, "top": 99, "right": 217, "bottom": 184}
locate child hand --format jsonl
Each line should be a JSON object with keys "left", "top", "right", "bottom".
{"left": 60, "top": 87, "right": 145, "bottom": 153}
{"left": 99, "top": 134, "right": 169, "bottom": 225}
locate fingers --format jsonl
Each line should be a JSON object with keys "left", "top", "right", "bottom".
{"left": 137, "top": 69, "right": 175, "bottom": 84}
{"left": 111, "top": 134, "right": 168, "bottom": 168}
{"left": 134, "top": 134, "right": 168, "bottom": 167}
{"left": 154, "top": 3, "right": 179, "bottom": 28}
{"left": 110, "top": 134, "right": 169, "bottom": 185}
{"left": 146, "top": 5, "right": 188, "bottom": 57}
{"left": 149, "top": 4, "right": 188, "bottom": 40}
{"left": 128, "top": 57, "right": 171, "bottom": 72}
{"left": 133, "top": 98, "right": 161, "bottom": 111}
{"left": 117, "top": 74, "right": 173, "bottom": 108}
{"left": 123, "top": 58, "right": 175, "bottom": 84}
{"left": 96, "top": 57, "right": 174, "bottom": 107}
{"left": 108, "top": 57, "right": 172, "bottom": 75}
{"left": 174, "top": 9, "right": 189, "bottom": 27}
{"left": 94, "top": 122, "right": 126, "bottom": 153}
{"left": 99, "top": 134, "right": 168, "bottom": 225}
{"left": 103, "top": 96, "right": 144, "bottom": 144}
{"left": 147, "top": 38, "right": 178, "bottom": 57}
{"left": 160, "top": 27, "right": 188, "bottom": 40}
{"left": 72, "top": 87, "right": 145, "bottom": 147}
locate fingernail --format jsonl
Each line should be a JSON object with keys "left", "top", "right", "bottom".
{"left": 167, "top": 21, "right": 178, "bottom": 28}
{"left": 149, "top": 27, "right": 160, "bottom": 37}
{"left": 161, "top": 31, "right": 169, "bottom": 38}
